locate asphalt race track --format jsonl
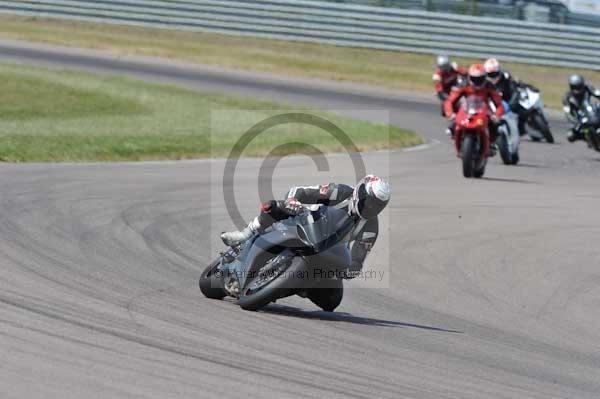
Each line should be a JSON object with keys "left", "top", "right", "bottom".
{"left": 1, "top": 40, "right": 600, "bottom": 399}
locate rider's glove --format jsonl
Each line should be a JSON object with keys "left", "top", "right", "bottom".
{"left": 283, "top": 197, "right": 303, "bottom": 216}
{"left": 342, "top": 269, "right": 361, "bottom": 280}
{"left": 447, "top": 113, "right": 456, "bottom": 122}
{"left": 342, "top": 260, "right": 363, "bottom": 279}
{"left": 490, "top": 114, "right": 499, "bottom": 125}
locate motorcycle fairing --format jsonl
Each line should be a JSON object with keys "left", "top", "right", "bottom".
{"left": 222, "top": 206, "right": 354, "bottom": 289}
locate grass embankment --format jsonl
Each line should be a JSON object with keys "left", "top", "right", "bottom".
{"left": 2, "top": 16, "right": 599, "bottom": 110}
{"left": 0, "top": 64, "right": 420, "bottom": 162}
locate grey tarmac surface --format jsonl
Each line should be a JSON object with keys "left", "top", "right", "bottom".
{"left": 1, "top": 40, "right": 599, "bottom": 399}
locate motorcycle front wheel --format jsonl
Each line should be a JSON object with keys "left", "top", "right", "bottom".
{"left": 238, "top": 256, "right": 306, "bottom": 311}
{"left": 533, "top": 113, "right": 554, "bottom": 143}
{"left": 498, "top": 129, "right": 512, "bottom": 165}
{"left": 461, "top": 135, "right": 476, "bottom": 178}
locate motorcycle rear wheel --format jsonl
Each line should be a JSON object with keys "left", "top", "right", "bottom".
{"left": 199, "top": 258, "right": 227, "bottom": 300}
{"left": 473, "top": 166, "right": 486, "bottom": 178}
{"left": 307, "top": 279, "right": 344, "bottom": 312}
{"left": 511, "top": 151, "right": 520, "bottom": 165}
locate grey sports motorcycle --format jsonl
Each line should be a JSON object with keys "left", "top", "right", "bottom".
{"left": 199, "top": 206, "right": 355, "bottom": 311}
{"left": 577, "top": 98, "right": 600, "bottom": 152}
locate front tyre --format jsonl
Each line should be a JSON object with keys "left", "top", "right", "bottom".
{"left": 534, "top": 113, "right": 554, "bottom": 143}
{"left": 587, "top": 128, "right": 600, "bottom": 152}
{"left": 199, "top": 258, "right": 227, "bottom": 300}
{"left": 238, "top": 256, "right": 306, "bottom": 311}
{"left": 461, "top": 135, "right": 476, "bottom": 178}
{"left": 498, "top": 130, "right": 512, "bottom": 165}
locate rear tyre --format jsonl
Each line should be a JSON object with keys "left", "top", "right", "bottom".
{"left": 473, "top": 166, "right": 485, "bottom": 178}
{"left": 511, "top": 151, "right": 520, "bottom": 165}
{"left": 199, "top": 258, "right": 226, "bottom": 300}
{"left": 461, "top": 135, "right": 476, "bottom": 178}
{"left": 498, "top": 131, "right": 512, "bottom": 165}
{"left": 530, "top": 135, "right": 541, "bottom": 142}
{"left": 307, "top": 280, "right": 344, "bottom": 312}
{"left": 534, "top": 113, "right": 554, "bottom": 143}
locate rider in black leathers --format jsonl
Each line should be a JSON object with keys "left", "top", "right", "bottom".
{"left": 563, "top": 74, "right": 600, "bottom": 142}
{"left": 484, "top": 58, "right": 527, "bottom": 135}
{"left": 220, "top": 176, "right": 390, "bottom": 278}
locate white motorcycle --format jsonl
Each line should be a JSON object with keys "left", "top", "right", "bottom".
{"left": 495, "top": 101, "right": 520, "bottom": 165}
{"left": 515, "top": 85, "right": 554, "bottom": 143}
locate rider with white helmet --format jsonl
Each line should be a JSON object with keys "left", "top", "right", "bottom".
{"left": 484, "top": 58, "right": 525, "bottom": 134}
{"left": 221, "top": 175, "right": 390, "bottom": 278}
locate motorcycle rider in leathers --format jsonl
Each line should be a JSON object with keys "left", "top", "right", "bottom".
{"left": 563, "top": 74, "right": 600, "bottom": 142}
{"left": 433, "top": 55, "right": 468, "bottom": 115}
{"left": 483, "top": 58, "right": 527, "bottom": 136}
{"left": 444, "top": 63, "right": 505, "bottom": 155}
{"left": 220, "top": 175, "right": 391, "bottom": 278}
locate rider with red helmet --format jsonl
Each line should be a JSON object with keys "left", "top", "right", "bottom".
{"left": 444, "top": 64, "right": 505, "bottom": 151}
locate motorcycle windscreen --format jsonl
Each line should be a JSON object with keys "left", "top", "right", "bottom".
{"left": 464, "top": 95, "right": 487, "bottom": 115}
{"left": 295, "top": 206, "right": 354, "bottom": 253}
{"left": 518, "top": 87, "right": 539, "bottom": 109}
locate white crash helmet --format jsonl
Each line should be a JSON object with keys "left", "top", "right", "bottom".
{"left": 351, "top": 175, "right": 390, "bottom": 220}
{"left": 437, "top": 55, "right": 451, "bottom": 72}
{"left": 484, "top": 58, "right": 502, "bottom": 84}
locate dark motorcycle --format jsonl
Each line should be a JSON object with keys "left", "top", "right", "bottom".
{"left": 577, "top": 99, "right": 600, "bottom": 152}
{"left": 199, "top": 206, "right": 355, "bottom": 311}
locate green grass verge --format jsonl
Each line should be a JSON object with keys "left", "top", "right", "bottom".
{"left": 0, "top": 63, "right": 421, "bottom": 162}
{"left": 2, "top": 15, "right": 599, "bottom": 110}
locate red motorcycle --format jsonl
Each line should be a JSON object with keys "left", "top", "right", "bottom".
{"left": 454, "top": 95, "right": 490, "bottom": 178}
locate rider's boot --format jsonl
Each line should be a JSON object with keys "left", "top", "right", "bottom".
{"left": 446, "top": 121, "right": 455, "bottom": 138}
{"left": 488, "top": 133, "right": 499, "bottom": 157}
{"left": 488, "top": 122, "right": 499, "bottom": 157}
{"left": 518, "top": 114, "right": 527, "bottom": 137}
{"left": 221, "top": 217, "right": 261, "bottom": 247}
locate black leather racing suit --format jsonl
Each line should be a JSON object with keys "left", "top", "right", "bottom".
{"left": 491, "top": 72, "right": 527, "bottom": 135}
{"left": 257, "top": 183, "right": 379, "bottom": 275}
{"left": 563, "top": 85, "right": 600, "bottom": 140}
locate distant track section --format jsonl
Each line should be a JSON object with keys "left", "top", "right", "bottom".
{"left": 2, "top": 0, "right": 600, "bottom": 70}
